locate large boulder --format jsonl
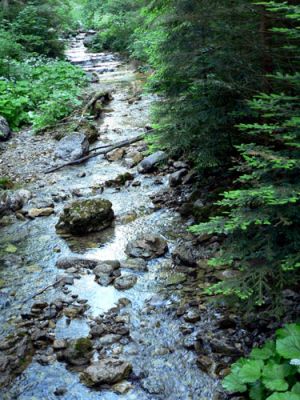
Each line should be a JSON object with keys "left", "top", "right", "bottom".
{"left": 56, "top": 198, "right": 114, "bottom": 235}
{"left": 138, "top": 151, "right": 167, "bottom": 173}
{"left": 0, "top": 116, "right": 11, "bottom": 142}
{"left": 82, "top": 358, "right": 132, "bottom": 386}
{"left": 54, "top": 133, "right": 89, "bottom": 161}
{"left": 125, "top": 234, "right": 168, "bottom": 259}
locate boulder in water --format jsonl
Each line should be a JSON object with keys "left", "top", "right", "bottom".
{"left": 114, "top": 275, "right": 137, "bottom": 290}
{"left": 125, "top": 234, "right": 168, "bottom": 259}
{"left": 82, "top": 358, "right": 132, "bottom": 386}
{"left": 54, "top": 133, "right": 89, "bottom": 161}
{"left": 56, "top": 198, "right": 114, "bottom": 235}
{"left": 137, "top": 151, "right": 167, "bottom": 173}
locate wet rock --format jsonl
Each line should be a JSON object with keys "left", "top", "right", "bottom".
{"left": 98, "top": 334, "right": 122, "bottom": 346}
{"left": 0, "top": 189, "right": 32, "bottom": 215}
{"left": 53, "top": 339, "right": 68, "bottom": 350}
{"left": 56, "top": 257, "right": 99, "bottom": 270}
{"left": 54, "top": 133, "right": 89, "bottom": 161}
{"left": 138, "top": 151, "right": 167, "bottom": 173}
{"left": 105, "top": 172, "right": 134, "bottom": 187}
{"left": 172, "top": 241, "right": 200, "bottom": 267}
{"left": 28, "top": 207, "right": 54, "bottom": 218}
{"left": 58, "top": 276, "right": 74, "bottom": 286}
{"left": 183, "top": 335, "right": 196, "bottom": 350}
{"left": 114, "top": 275, "right": 137, "bottom": 290}
{"left": 112, "top": 381, "right": 133, "bottom": 394}
{"left": 31, "top": 329, "right": 54, "bottom": 345}
{"left": 64, "top": 305, "right": 86, "bottom": 318}
{"left": 56, "top": 198, "right": 114, "bottom": 235}
{"left": 165, "top": 272, "right": 187, "bottom": 286}
{"left": 54, "top": 386, "right": 67, "bottom": 396}
{"left": 120, "top": 258, "right": 148, "bottom": 272}
{"left": 58, "top": 338, "right": 93, "bottom": 366}
{"left": 94, "top": 260, "right": 120, "bottom": 276}
{"left": 184, "top": 309, "right": 201, "bottom": 323}
{"left": 90, "top": 324, "right": 106, "bottom": 338}
{"left": 32, "top": 301, "right": 48, "bottom": 310}
{"left": 97, "top": 274, "right": 114, "bottom": 287}
{"left": 196, "top": 355, "right": 213, "bottom": 373}
{"left": 0, "top": 116, "right": 11, "bottom": 141}
{"left": 106, "top": 148, "right": 125, "bottom": 161}
{"left": 82, "top": 358, "right": 132, "bottom": 386}
{"left": 169, "top": 169, "right": 188, "bottom": 187}
{"left": 209, "top": 338, "right": 243, "bottom": 356}
{"left": 125, "top": 234, "right": 168, "bottom": 259}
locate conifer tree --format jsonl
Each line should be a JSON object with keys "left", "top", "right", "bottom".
{"left": 191, "top": 0, "right": 300, "bottom": 311}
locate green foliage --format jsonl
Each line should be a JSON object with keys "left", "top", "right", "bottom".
{"left": 223, "top": 324, "right": 300, "bottom": 400}
{"left": 190, "top": 0, "right": 300, "bottom": 310}
{"left": 0, "top": 59, "right": 86, "bottom": 130}
{"left": 0, "top": 177, "right": 13, "bottom": 190}
{"left": 83, "top": 0, "right": 142, "bottom": 52}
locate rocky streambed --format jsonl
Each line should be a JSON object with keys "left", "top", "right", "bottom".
{"left": 0, "top": 33, "right": 271, "bottom": 400}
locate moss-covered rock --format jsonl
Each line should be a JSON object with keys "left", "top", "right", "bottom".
{"left": 56, "top": 198, "right": 114, "bottom": 235}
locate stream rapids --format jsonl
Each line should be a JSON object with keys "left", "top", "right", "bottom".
{"left": 0, "top": 34, "right": 218, "bottom": 400}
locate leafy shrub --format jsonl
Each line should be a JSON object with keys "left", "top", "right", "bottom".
{"left": 0, "top": 30, "right": 24, "bottom": 77}
{"left": 223, "top": 323, "right": 300, "bottom": 400}
{"left": 84, "top": 0, "right": 141, "bottom": 53}
{"left": 0, "top": 59, "right": 87, "bottom": 130}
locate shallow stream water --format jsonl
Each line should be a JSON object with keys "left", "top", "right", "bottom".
{"left": 0, "top": 34, "right": 218, "bottom": 399}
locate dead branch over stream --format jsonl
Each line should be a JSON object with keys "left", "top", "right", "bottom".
{"left": 44, "top": 134, "right": 145, "bottom": 174}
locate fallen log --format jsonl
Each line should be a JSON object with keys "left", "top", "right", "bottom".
{"left": 44, "top": 134, "right": 145, "bottom": 174}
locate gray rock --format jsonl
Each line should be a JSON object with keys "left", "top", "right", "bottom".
{"left": 125, "top": 234, "right": 168, "bottom": 259}
{"left": 94, "top": 260, "right": 120, "bottom": 276}
{"left": 172, "top": 242, "right": 200, "bottom": 267}
{"left": 138, "top": 151, "right": 167, "bottom": 173}
{"left": 184, "top": 309, "right": 201, "bottom": 323}
{"left": 59, "top": 338, "right": 93, "bottom": 366}
{"left": 54, "top": 133, "right": 89, "bottom": 161}
{"left": 54, "top": 386, "right": 67, "bottom": 396}
{"left": 56, "top": 257, "right": 99, "bottom": 270}
{"left": 120, "top": 258, "right": 148, "bottom": 272}
{"left": 114, "top": 275, "right": 137, "bottom": 290}
{"left": 196, "top": 355, "right": 213, "bottom": 373}
{"left": 169, "top": 169, "right": 188, "bottom": 187}
{"left": 98, "top": 334, "right": 122, "bottom": 346}
{"left": 0, "top": 189, "right": 32, "bottom": 215}
{"left": 0, "top": 116, "right": 11, "bottom": 141}
{"left": 97, "top": 274, "right": 115, "bottom": 287}
{"left": 90, "top": 324, "right": 106, "bottom": 338}
{"left": 83, "top": 358, "right": 132, "bottom": 386}
{"left": 56, "top": 198, "right": 114, "bottom": 235}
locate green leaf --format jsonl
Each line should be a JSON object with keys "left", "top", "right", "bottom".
{"left": 292, "top": 383, "right": 300, "bottom": 394}
{"left": 262, "top": 362, "right": 289, "bottom": 391}
{"left": 276, "top": 335, "right": 300, "bottom": 359}
{"left": 222, "top": 372, "right": 247, "bottom": 393}
{"left": 267, "top": 392, "right": 300, "bottom": 400}
{"left": 239, "top": 359, "right": 264, "bottom": 383}
{"left": 250, "top": 341, "right": 275, "bottom": 360}
{"left": 249, "top": 381, "right": 265, "bottom": 400}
